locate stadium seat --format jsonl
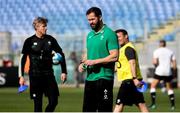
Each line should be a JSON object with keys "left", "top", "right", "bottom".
{"left": 163, "top": 33, "right": 175, "bottom": 41}
{"left": 0, "top": 0, "right": 180, "bottom": 39}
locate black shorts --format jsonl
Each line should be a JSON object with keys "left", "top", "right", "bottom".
{"left": 154, "top": 74, "right": 173, "bottom": 82}
{"left": 115, "top": 79, "right": 145, "bottom": 106}
{"left": 29, "top": 73, "right": 59, "bottom": 99}
{"left": 83, "top": 79, "right": 114, "bottom": 112}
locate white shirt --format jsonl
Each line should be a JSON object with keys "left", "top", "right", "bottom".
{"left": 153, "top": 47, "right": 176, "bottom": 76}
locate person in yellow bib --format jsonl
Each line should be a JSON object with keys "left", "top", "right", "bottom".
{"left": 113, "top": 29, "right": 148, "bottom": 112}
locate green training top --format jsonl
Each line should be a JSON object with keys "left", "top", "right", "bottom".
{"left": 86, "top": 24, "right": 119, "bottom": 81}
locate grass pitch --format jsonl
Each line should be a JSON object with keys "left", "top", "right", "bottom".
{"left": 0, "top": 87, "right": 179, "bottom": 112}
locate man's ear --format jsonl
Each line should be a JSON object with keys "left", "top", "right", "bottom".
{"left": 125, "top": 35, "right": 128, "bottom": 39}
{"left": 99, "top": 16, "right": 102, "bottom": 21}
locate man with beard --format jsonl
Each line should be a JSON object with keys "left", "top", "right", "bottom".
{"left": 78, "top": 7, "right": 119, "bottom": 112}
{"left": 19, "top": 17, "right": 67, "bottom": 112}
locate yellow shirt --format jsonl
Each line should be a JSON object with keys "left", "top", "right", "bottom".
{"left": 117, "top": 42, "right": 142, "bottom": 81}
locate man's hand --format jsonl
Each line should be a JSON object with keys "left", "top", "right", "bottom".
{"left": 61, "top": 73, "right": 67, "bottom": 83}
{"left": 19, "top": 76, "right": 25, "bottom": 86}
{"left": 84, "top": 60, "right": 97, "bottom": 66}
{"left": 78, "top": 63, "right": 86, "bottom": 73}
{"left": 133, "top": 78, "right": 142, "bottom": 88}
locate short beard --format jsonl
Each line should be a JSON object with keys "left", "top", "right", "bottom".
{"left": 92, "top": 21, "right": 101, "bottom": 31}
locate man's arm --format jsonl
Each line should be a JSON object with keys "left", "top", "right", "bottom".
{"left": 84, "top": 49, "right": 119, "bottom": 66}
{"left": 129, "top": 59, "right": 137, "bottom": 78}
{"left": 125, "top": 47, "right": 142, "bottom": 87}
{"left": 78, "top": 50, "right": 87, "bottom": 73}
{"left": 81, "top": 51, "right": 87, "bottom": 62}
{"left": 18, "top": 38, "right": 30, "bottom": 85}
{"left": 152, "top": 50, "right": 159, "bottom": 67}
{"left": 53, "top": 38, "right": 67, "bottom": 74}
{"left": 129, "top": 57, "right": 142, "bottom": 87}
{"left": 18, "top": 54, "right": 27, "bottom": 77}
{"left": 52, "top": 38, "right": 68, "bottom": 83}
{"left": 172, "top": 59, "right": 177, "bottom": 70}
{"left": 18, "top": 54, "right": 27, "bottom": 85}
{"left": 171, "top": 53, "right": 177, "bottom": 70}
{"left": 152, "top": 58, "right": 159, "bottom": 67}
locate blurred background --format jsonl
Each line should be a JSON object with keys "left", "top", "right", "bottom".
{"left": 0, "top": 0, "right": 180, "bottom": 88}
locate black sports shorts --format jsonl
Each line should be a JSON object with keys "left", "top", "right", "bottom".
{"left": 115, "top": 79, "right": 145, "bottom": 106}
{"left": 154, "top": 74, "right": 173, "bottom": 82}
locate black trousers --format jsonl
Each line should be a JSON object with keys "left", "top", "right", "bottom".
{"left": 83, "top": 79, "right": 114, "bottom": 112}
{"left": 29, "top": 73, "right": 59, "bottom": 112}
{"left": 34, "top": 93, "right": 58, "bottom": 112}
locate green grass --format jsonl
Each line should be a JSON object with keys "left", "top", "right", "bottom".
{"left": 0, "top": 87, "right": 179, "bottom": 112}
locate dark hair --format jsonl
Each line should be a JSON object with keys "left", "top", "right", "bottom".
{"left": 115, "top": 29, "right": 128, "bottom": 36}
{"left": 159, "top": 39, "right": 166, "bottom": 47}
{"left": 86, "top": 7, "right": 102, "bottom": 17}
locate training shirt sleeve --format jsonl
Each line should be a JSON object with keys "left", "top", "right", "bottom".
{"left": 125, "top": 47, "right": 136, "bottom": 60}
{"left": 18, "top": 54, "right": 28, "bottom": 77}
{"left": 52, "top": 38, "right": 67, "bottom": 74}
{"left": 107, "top": 31, "right": 119, "bottom": 50}
{"left": 22, "top": 38, "right": 30, "bottom": 54}
{"left": 19, "top": 39, "right": 30, "bottom": 77}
